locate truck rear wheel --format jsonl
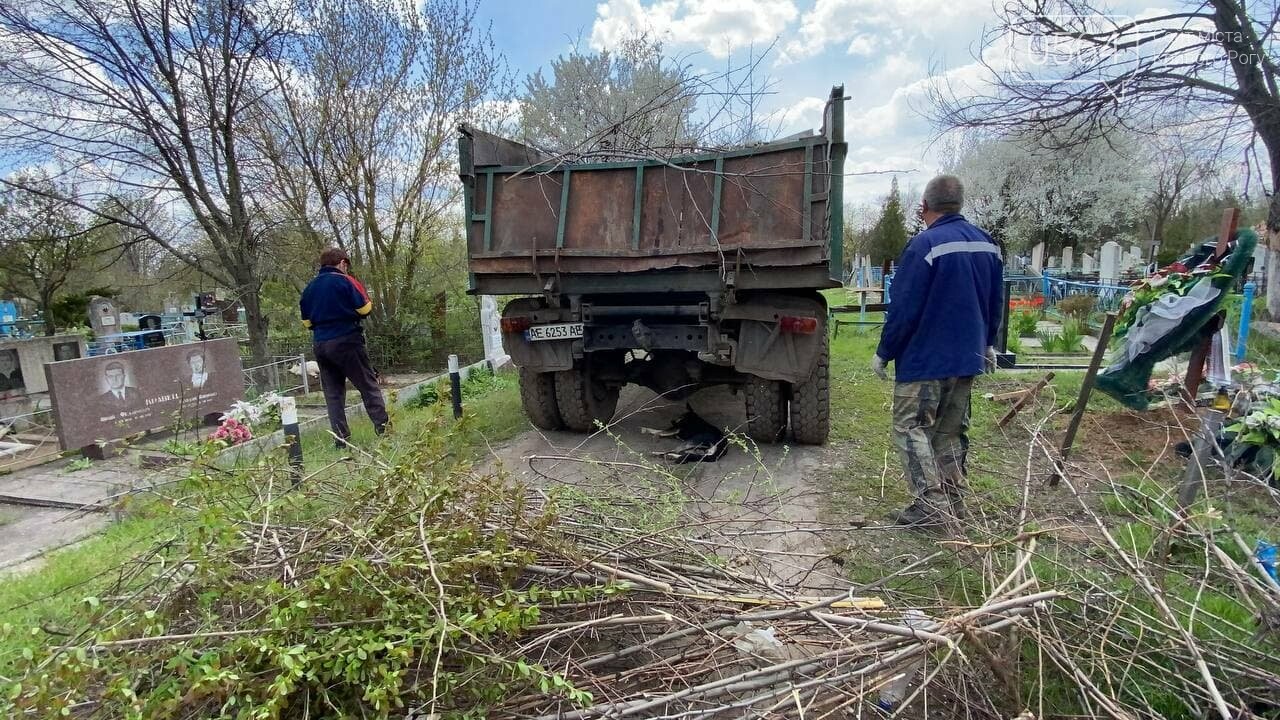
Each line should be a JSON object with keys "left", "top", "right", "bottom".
{"left": 555, "top": 368, "right": 619, "bottom": 432}
{"left": 789, "top": 326, "right": 830, "bottom": 445}
{"left": 743, "top": 376, "right": 786, "bottom": 443}
{"left": 519, "top": 368, "right": 564, "bottom": 431}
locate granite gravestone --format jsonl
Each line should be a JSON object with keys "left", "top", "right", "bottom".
{"left": 44, "top": 338, "right": 243, "bottom": 452}
{"left": 88, "top": 296, "right": 120, "bottom": 337}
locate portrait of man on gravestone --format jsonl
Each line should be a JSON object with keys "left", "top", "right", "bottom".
{"left": 0, "top": 349, "right": 23, "bottom": 392}
{"left": 53, "top": 342, "right": 80, "bottom": 362}
{"left": 184, "top": 349, "right": 212, "bottom": 390}
{"left": 99, "top": 360, "right": 140, "bottom": 409}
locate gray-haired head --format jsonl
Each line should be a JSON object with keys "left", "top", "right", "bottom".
{"left": 923, "top": 174, "right": 963, "bottom": 215}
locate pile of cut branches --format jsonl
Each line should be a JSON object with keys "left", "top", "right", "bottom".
{"left": 4, "top": 411, "right": 1280, "bottom": 719}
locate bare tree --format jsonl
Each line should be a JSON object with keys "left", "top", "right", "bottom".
{"left": 1144, "top": 137, "right": 1214, "bottom": 253}
{"left": 0, "top": 172, "right": 103, "bottom": 335}
{"left": 258, "top": 0, "right": 510, "bottom": 330}
{"left": 0, "top": 0, "right": 295, "bottom": 362}
{"left": 931, "top": 0, "right": 1280, "bottom": 245}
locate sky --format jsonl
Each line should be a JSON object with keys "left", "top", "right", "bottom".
{"left": 472, "top": 0, "right": 1018, "bottom": 209}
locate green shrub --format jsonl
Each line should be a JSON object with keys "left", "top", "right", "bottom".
{"left": 1006, "top": 334, "right": 1023, "bottom": 355}
{"left": 1038, "top": 320, "right": 1086, "bottom": 353}
{"left": 1013, "top": 310, "right": 1040, "bottom": 337}
{"left": 2, "top": 420, "right": 604, "bottom": 717}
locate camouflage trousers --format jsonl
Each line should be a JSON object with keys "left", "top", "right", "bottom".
{"left": 891, "top": 376, "right": 974, "bottom": 502}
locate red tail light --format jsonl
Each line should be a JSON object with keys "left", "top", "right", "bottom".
{"left": 500, "top": 316, "right": 532, "bottom": 333}
{"left": 779, "top": 316, "right": 818, "bottom": 334}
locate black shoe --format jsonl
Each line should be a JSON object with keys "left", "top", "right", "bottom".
{"left": 889, "top": 501, "right": 944, "bottom": 527}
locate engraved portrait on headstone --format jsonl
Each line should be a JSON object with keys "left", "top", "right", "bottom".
{"left": 98, "top": 359, "right": 141, "bottom": 413}
{"left": 0, "top": 349, "right": 23, "bottom": 393}
{"left": 183, "top": 348, "right": 213, "bottom": 390}
{"left": 53, "top": 342, "right": 80, "bottom": 362}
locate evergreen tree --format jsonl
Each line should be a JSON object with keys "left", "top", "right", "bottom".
{"left": 869, "top": 178, "right": 909, "bottom": 265}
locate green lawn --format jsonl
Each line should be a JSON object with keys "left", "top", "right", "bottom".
{"left": 3, "top": 304, "right": 1278, "bottom": 716}
{"left": 0, "top": 367, "right": 533, "bottom": 671}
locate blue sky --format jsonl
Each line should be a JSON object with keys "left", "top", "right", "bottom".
{"left": 473, "top": 0, "right": 1009, "bottom": 207}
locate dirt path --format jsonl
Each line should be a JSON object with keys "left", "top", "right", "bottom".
{"left": 477, "top": 385, "right": 856, "bottom": 593}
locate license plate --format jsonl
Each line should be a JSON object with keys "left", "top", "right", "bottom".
{"left": 526, "top": 323, "right": 584, "bottom": 342}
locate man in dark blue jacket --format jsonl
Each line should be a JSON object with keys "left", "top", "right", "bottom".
{"left": 872, "top": 175, "right": 1004, "bottom": 527}
{"left": 300, "top": 248, "right": 389, "bottom": 445}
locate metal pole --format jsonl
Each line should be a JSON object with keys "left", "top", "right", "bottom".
{"left": 1178, "top": 409, "right": 1224, "bottom": 511}
{"left": 448, "top": 354, "right": 462, "bottom": 419}
{"left": 280, "top": 396, "right": 303, "bottom": 485}
{"left": 299, "top": 353, "right": 310, "bottom": 395}
{"left": 1235, "top": 281, "right": 1255, "bottom": 364}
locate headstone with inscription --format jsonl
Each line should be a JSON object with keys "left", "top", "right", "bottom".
{"left": 1062, "top": 247, "right": 1073, "bottom": 272}
{"left": 88, "top": 296, "right": 120, "bottom": 337}
{"left": 1031, "top": 243, "right": 1045, "bottom": 273}
{"left": 44, "top": 338, "right": 244, "bottom": 453}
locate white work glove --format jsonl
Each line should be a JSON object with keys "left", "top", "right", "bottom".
{"left": 984, "top": 346, "right": 998, "bottom": 374}
{"left": 871, "top": 355, "right": 888, "bottom": 380}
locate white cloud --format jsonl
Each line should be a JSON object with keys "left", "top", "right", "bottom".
{"left": 846, "top": 34, "right": 879, "bottom": 56}
{"left": 772, "top": 95, "right": 827, "bottom": 134}
{"left": 781, "top": 0, "right": 992, "bottom": 62}
{"left": 590, "top": 0, "right": 798, "bottom": 59}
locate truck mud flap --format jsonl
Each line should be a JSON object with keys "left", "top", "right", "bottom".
{"left": 501, "top": 297, "right": 576, "bottom": 372}
{"left": 724, "top": 294, "right": 826, "bottom": 384}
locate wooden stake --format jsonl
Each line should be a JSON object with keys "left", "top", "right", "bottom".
{"left": 998, "top": 372, "right": 1055, "bottom": 428}
{"left": 1049, "top": 313, "right": 1117, "bottom": 486}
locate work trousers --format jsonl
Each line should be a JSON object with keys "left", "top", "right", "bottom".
{"left": 891, "top": 376, "right": 973, "bottom": 504}
{"left": 313, "top": 331, "right": 389, "bottom": 442}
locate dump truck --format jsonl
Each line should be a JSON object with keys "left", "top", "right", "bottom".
{"left": 458, "top": 85, "right": 847, "bottom": 444}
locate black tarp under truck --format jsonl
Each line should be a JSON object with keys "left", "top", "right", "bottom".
{"left": 457, "top": 85, "right": 847, "bottom": 444}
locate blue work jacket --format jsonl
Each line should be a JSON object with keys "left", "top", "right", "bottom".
{"left": 876, "top": 214, "right": 1004, "bottom": 382}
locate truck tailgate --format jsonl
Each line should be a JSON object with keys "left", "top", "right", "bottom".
{"left": 459, "top": 85, "right": 847, "bottom": 288}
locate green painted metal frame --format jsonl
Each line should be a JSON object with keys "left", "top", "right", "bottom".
{"left": 710, "top": 157, "right": 724, "bottom": 244}
{"left": 632, "top": 165, "right": 644, "bottom": 250}
{"left": 461, "top": 84, "right": 849, "bottom": 286}
{"left": 802, "top": 143, "right": 814, "bottom": 244}
{"left": 476, "top": 137, "right": 823, "bottom": 176}
{"left": 556, "top": 168, "right": 571, "bottom": 248}
{"left": 827, "top": 84, "right": 846, "bottom": 283}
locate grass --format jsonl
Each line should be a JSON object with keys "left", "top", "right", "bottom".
{"left": 5, "top": 311, "right": 1279, "bottom": 714}
{"left": 0, "top": 368, "right": 533, "bottom": 669}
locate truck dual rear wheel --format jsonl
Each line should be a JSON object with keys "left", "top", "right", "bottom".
{"left": 789, "top": 327, "right": 830, "bottom": 445}
{"left": 519, "top": 368, "right": 564, "bottom": 431}
{"left": 555, "top": 368, "right": 619, "bottom": 432}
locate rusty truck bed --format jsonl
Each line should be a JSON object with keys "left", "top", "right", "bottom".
{"left": 459, "top": 85, "right": 847, "bottom": 296}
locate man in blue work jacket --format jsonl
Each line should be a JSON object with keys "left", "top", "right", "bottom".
{"left": 871, "top": 175, "right": 1004, "bottom": 527}
{"left": 300, "top": 247, "right": 389, "bottom": 446}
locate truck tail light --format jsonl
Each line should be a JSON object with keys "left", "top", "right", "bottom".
{"left": 779, "top": 316, "right": 818, "bottom": 334}
{"left": 501, "top": 317, "right": 532, "bottom": 333}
